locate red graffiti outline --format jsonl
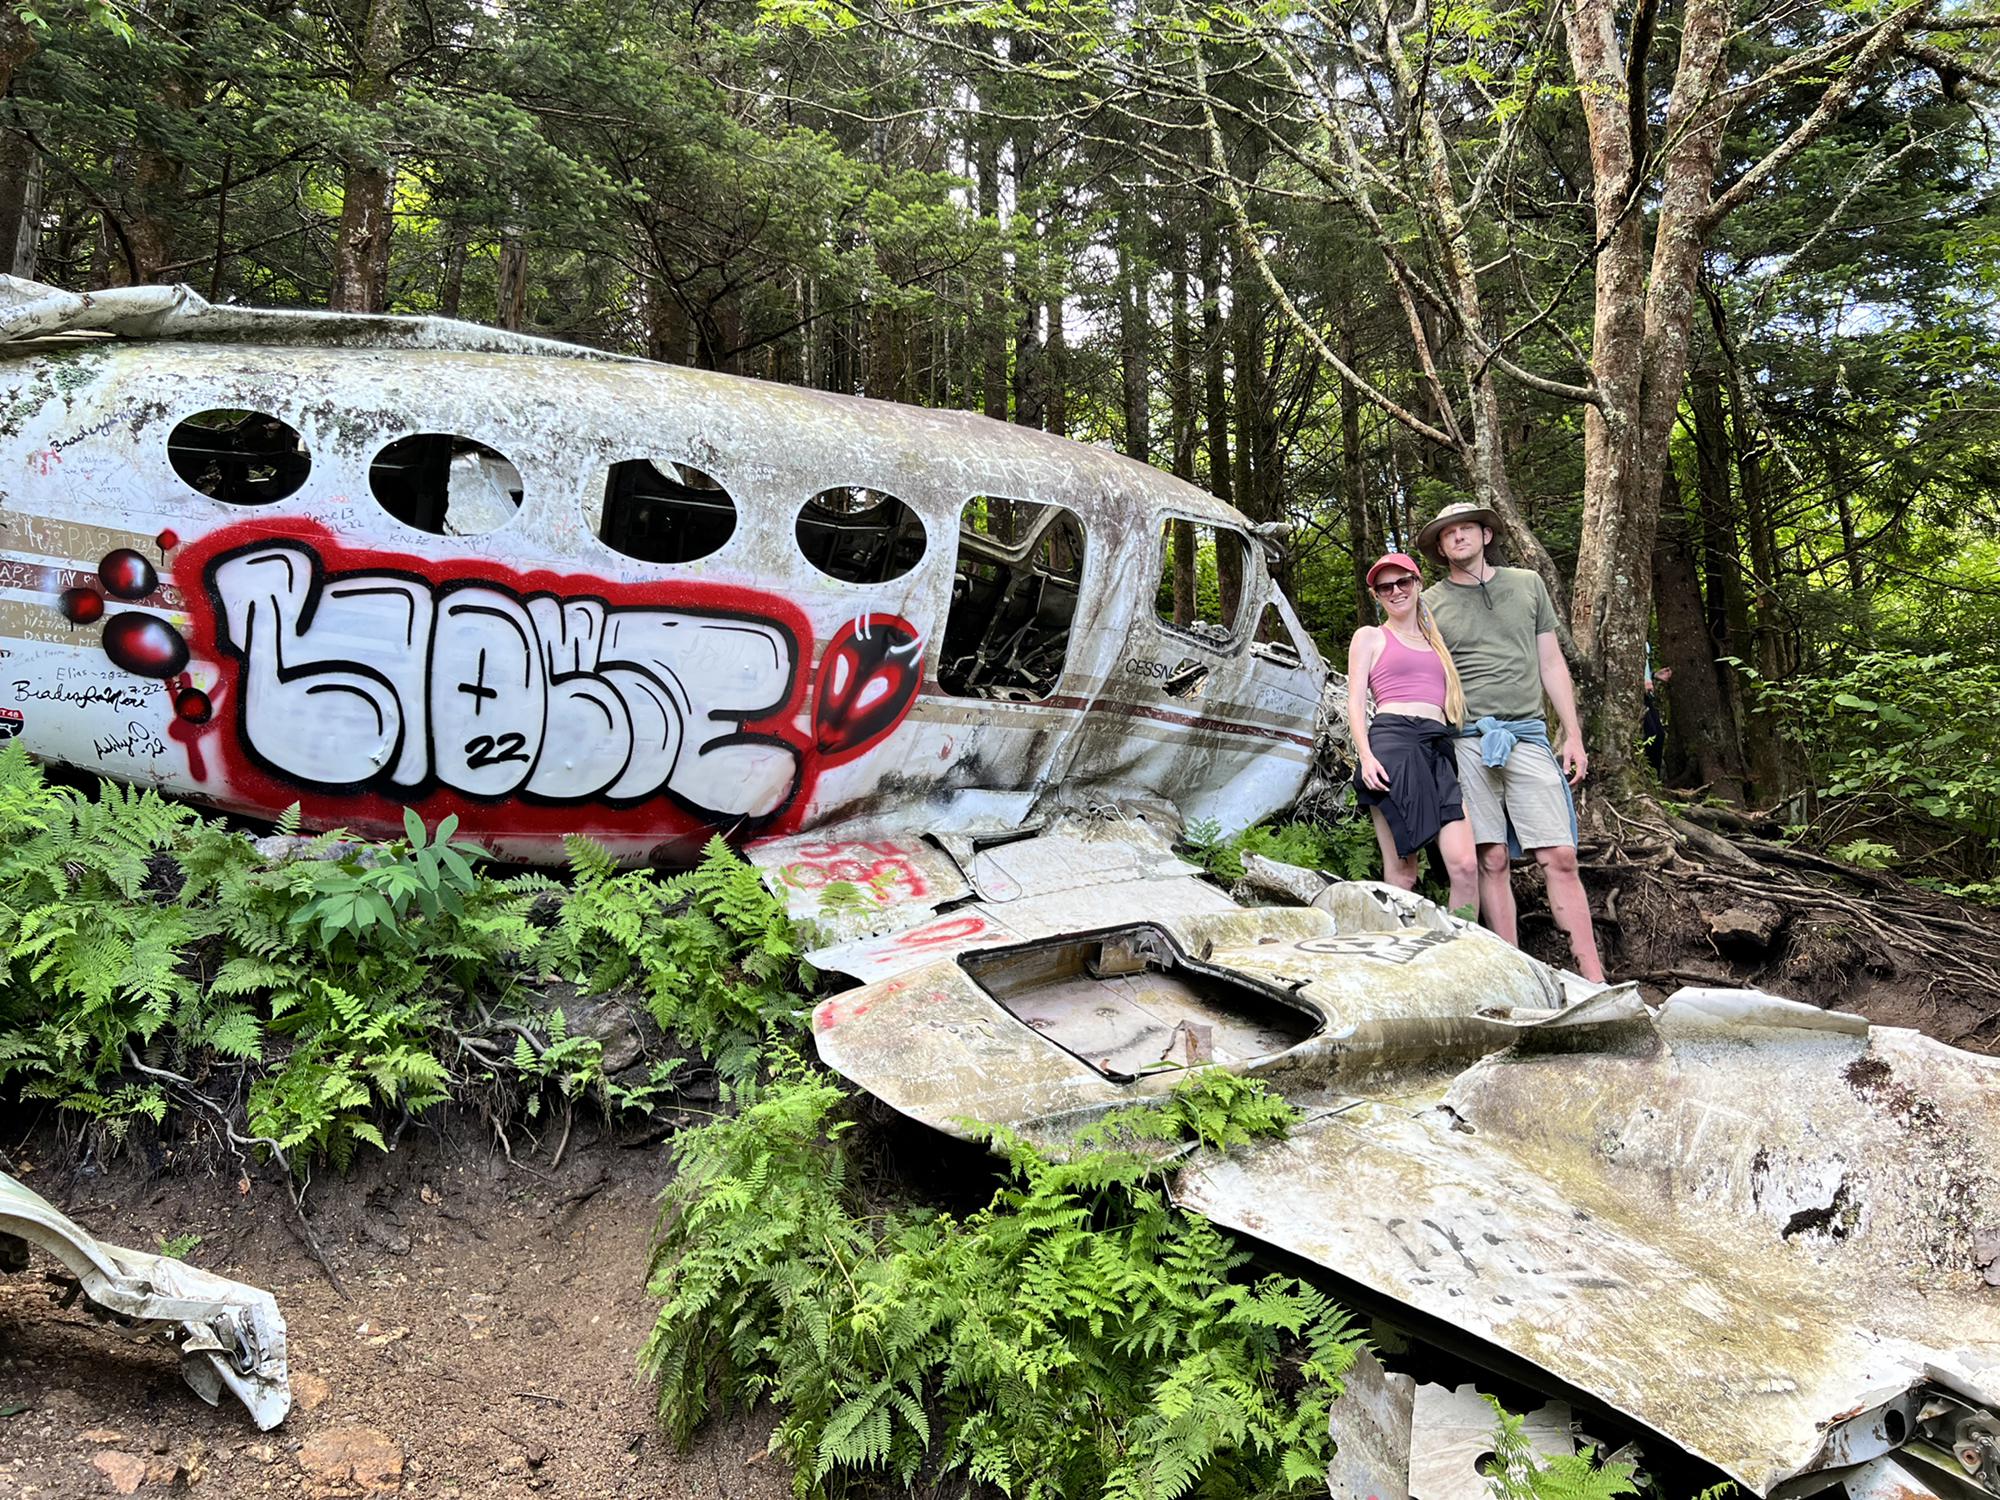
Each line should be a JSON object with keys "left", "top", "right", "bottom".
{"left": 812, "top": 614, "right": 923, "bottom": 766}
{"left": 169, "top": 517, "right": 834, "bottom": 845}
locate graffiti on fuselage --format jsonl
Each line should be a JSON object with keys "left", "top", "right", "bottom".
{"left": 206, "top": 538, "right": 813, "bottom": 818}
{"left": 51, "top": 520, "right": 927, "bottom": 837}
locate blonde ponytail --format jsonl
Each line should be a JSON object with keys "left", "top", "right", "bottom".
{"left": 1417, "top": 599, "right": 1467, "bottom": 725}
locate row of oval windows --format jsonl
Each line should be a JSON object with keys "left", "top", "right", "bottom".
{"left": 165, "top": 407, "right": 980, "bottom": 586}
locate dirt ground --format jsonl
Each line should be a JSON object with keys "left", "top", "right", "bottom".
{"left": 0, "top": 1116, "right": 793, "bottom": 1500}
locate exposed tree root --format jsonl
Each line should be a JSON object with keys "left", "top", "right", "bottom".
{"left": 1573, "top": 795, "right": 2000, "bottom": 1047}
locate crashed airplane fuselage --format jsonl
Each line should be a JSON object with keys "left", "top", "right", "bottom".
{"left": 0, "top": 279, "right": 1323, "bottom": 864}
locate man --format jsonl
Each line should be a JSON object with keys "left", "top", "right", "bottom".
{"left": 1416, "top": 501, "right": 1605, "bottom": 982}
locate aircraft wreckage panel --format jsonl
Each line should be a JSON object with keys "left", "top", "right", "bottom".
{"left": 759, "top": 815, "right": 1239, "bottom": 981}
{"left": 813, "top": 900, "right": 1580, "bottom": 1146}
{"left": 0, "top": 1170, "right": 291, "bottom": 1429}
{"left": 1176, "top": 1002, "right": 2000, "bottom": 1494}
{"left": 813, "top": 889, "right": 2000, "bottom": 1497}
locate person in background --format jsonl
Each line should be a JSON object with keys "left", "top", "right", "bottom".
{"left": 1642, "top": 665, "right": 1673, "bottom": 776}
{"left": 1346, "top": 552, "right": 1480, "bottom": 919}
{"left": 1417, "top": 502, "right": 1606, "bottom": 982}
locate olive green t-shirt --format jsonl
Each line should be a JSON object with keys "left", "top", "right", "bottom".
{"left": 1426, "top": 566, "right": 1558, "bottom": 720}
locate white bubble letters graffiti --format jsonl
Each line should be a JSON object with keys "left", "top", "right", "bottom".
{"left": 208, "top": 542, "right": 803, "bottom": 820}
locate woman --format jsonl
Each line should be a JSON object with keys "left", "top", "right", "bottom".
{"left": 1346, "top": 552, "right": 1479, "bottom": 916}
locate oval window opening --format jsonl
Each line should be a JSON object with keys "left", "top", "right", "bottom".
{"left": 168, "top": 409, "right": 311, "bottom": 505}
{"left": 370, "top": 433, "right": 523, "bottom": 536}
{"left": 595, "top": 459, "right": 736, "bottom": 564}
{"left": 796, "top": 486, "right": 926, "bottom": 584}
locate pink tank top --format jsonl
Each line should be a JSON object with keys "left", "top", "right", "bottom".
{"left": 1368, "top": 629, "right": 1447, "bottom": 706}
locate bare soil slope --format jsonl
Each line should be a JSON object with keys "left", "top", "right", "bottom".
{"left": 0, "top": 1120, "right": 789, "bottom": 1499}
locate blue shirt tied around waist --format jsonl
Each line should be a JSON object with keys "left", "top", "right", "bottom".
{"left": 1457, "top": 715, "right": 1578, "bottom": 858}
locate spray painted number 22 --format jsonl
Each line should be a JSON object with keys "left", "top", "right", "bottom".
{"left": 463, "top": 733, "right": 531, "bottom": 769}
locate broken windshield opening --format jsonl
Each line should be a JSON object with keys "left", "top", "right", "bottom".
{"left": 959, "top": 925, "right": 1320, "bottom": 1083}
{"left": 795, "top": 486, "right": 927, "bottom": 584}
{"left": 594, "top": 459, "right": 735, "bottom": 564}
{"left": 1251, "top": 601, "right": 1308, "bottom": 668}
{"left": 167, "top": 409, "right": 311, "bottom": 505}
{"left": 1154, "top": 520, "right": 1249, "bottom": 646}
{"left": 370, "top": 433, "right": 523, "bottom": 536}
{"left": 939, "top": 497, "right": 1086, "bottom": 701}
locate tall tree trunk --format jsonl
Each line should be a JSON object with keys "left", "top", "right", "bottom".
{"left": 1044, "top": 292, "right": 1067, "bottom": 436}
{"left": 1719, "top": 347, "right": 1789, "bottom": 801}
{"left": 974, "top": 118, "right": 1009, "bottom": 423}
{"left": 1170, "top": 249, "right": 1196, "bottom": 482}
{"left": 1008, "top": 63, "right": 1042, "bottom": 430}
{"left": 496, "top": 233, "right": 528, "bottom": 332}
{"left": 1341, "top": 325, "right": 1372, "bottom": 629}
{"left": 0, "top": 126, "right": 41, "bottom": 278}
{"left": 1198, "top": 221, "right": 1231, "bottom": 507}
{"left": 126, "top": 131, "right": 182, "bottom": 282}
{"left": 439, "top": 225, "right": 468, "bottom": 319}
{"left": 1564, "top": 0, "right": 1735, "bottom": 793}
{"left": 1012, "top": 234, "right": 1043, "bottom": 428}
{"left": 329, "top": 0, "right": 402, "bottom": 312}
{"left": 1170, "top": 519, "right": 1196, "bottom": 629}
{"left": 1118, "top": 235, "right": 1148, "bottom": 463}
{"left": 1652, "top": 466, "right": 1748, "bottom": 801}
{"left": 1372, "top": 7, "right": 1560, "bottom": 605}
{"left": 0, "top": 15, "right": 36, "bottom": 117}
{"left": 1688, "top": 366, "right": 1751, "bottom": 757}
{"left": 1168, "top": 246, "right": 1197, "bottom": 628}
{"left": 1830, "top": 431, "right": 1865, "bottom": 606}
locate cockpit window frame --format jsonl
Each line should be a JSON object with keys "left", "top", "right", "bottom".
{"left": 1152, "top": 514, "right": 1256, "bottom": 651}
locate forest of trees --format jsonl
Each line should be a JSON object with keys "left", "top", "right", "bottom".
{"left": 2, "top": 0, "right": 1997, "bottom": 899}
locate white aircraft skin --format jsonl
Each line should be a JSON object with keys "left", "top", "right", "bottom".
{"left": 0, "top": 279, "right": 1325, "bottom": 865}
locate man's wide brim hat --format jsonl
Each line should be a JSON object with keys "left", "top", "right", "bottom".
{"left": 1416, "top": 502, "right": 1499, "bottom": 563}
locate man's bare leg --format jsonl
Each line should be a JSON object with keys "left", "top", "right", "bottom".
{"left": 1534, "top": 843, "right": 1605, "bottom": 981}
{"left": 1476, "top": 842, "right": 1516, "bottom": 943}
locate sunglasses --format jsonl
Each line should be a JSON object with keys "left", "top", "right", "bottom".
{"left": 1371, "top": 576, "right": 1419, "bottom": 597}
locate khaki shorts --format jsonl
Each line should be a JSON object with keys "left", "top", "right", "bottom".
{"left": 1452, "top": 736, "right": 1575, "bottom": 850}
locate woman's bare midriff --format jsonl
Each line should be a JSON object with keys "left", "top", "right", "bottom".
{"left": 1374, "top": 700, "right": 1447, "bottom": 722}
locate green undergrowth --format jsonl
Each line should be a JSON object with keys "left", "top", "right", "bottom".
{"left": 1185, "top": 815, "right": 1380, "bottom": 885}
{"left": 641, "top": 1058, "right": 1360, "bottom": 1499}
{"left": 0, "top": 743, "right": 811, "bottom": 1168}
{"left": 1481, "top": 1397, "right": 1639, "bottom": 1500}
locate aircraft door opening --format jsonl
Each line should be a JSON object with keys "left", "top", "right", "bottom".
{"left": 938, "top": 498, "right": 1087, "bottom": 702}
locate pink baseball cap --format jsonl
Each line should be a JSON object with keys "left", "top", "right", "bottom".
{"left": 1366, "top": 552, "right": 1423, "bottom": 587}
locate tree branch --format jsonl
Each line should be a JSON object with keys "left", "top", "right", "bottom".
{"left": 1700, "top": 1, "right": 1936, "bottom": 234}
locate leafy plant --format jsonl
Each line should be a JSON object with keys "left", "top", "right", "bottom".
{"left": 1074, "top": 1069, "right": 1302, "bottom": 1154}
{"left": 0, "top": 745, "right": 206, "bottom": 1134}
{"left": 1747, "top": 652, "right": 2000, "bottom": 899}
{"left": 156, "top": 1232, "right": 202, "bottom": 1260}
{"left": 1479, "top": 1397, "right": 1638, "bottom": 1500}
{"left": 1186, "top": 815, "right": 1379, "bottom": 884}
{"left": 0, "top": 749, "right": 799, "bottom": 1167}
{"left": 643, "top": 1059, "right": 1356, "bottom": 1500}
{"left": 535, "top": 834, "right": 809, "bottom": 1083}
